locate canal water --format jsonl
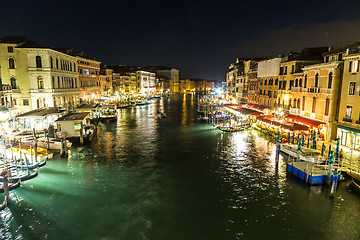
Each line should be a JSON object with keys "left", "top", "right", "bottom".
{"left": 1, "top": 94, "right": 360, "bottom": 240}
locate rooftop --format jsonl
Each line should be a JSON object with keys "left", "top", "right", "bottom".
{"left": 56, "top": 112, "right": 89, "bottom": 121}
{"left": 17, "top": 107, "right": 65, "bottom": 118}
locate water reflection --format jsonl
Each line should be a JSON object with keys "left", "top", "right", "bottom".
{"left": 182, "top": 94, "right": 187, "bottom": 126}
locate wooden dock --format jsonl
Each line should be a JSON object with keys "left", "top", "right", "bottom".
{"left": 286, "top": 161, "right": 340, "bottom": 185}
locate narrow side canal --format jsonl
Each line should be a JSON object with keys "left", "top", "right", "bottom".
{"left": 1, "top": 94, "right": 359, "bottom": 240}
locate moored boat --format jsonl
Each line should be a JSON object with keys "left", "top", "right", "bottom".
{"left": 201, "top": 115, "right": 230, "bottom": 121}
{"left": 0, "top": 179, "right": 20, "bottom": 193}
{"left": 348, "top": 171, "right": 360, "bottom": 191}
{"left": 99, "top": 104, "right": 117, "bottom": 122}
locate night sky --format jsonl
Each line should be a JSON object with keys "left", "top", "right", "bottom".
{"left": 1, "top": 0, "right": 360, "bottom": 80}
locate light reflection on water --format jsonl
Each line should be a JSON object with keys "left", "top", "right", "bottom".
{"left": 0, "top": 95, "right": 359, "bottom": 239}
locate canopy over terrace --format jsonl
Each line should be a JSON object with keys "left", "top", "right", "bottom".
{"left": 257, "top": 115, "right": 309, "bottom": 132}
{"left": 224, "top": 104, "right": 262, "bottom": 115}
{"left": 285, "top": 114, "right": 325, "bottom": 129}
{"left": 245, "top": 103, "right": 269, "bottom": 113}
{"left": 16, "top": 107, "right": 66, "bottom": 131}
{"left": 75, "top": 103, "right": 99, "bottom": 112}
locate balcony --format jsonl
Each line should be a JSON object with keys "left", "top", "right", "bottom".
{"left": 307, "top": 87, "right": 320, "bottom": 93}
{"left": 1, "top": 85, "right": 12, "bottom": 91}
{"left": 291, "top": 87, "right": 303, "bottom": 93}
{"left": 12, "top": 88, "right": 20, "bottom": 93}
{"left": 343, "top": 117, "right": 353, "bottom": 123}
{"left": 28, "top": 67, "right": 51, "bottom": 72}
{"left": 322, "top": 88, "right": 334, "bottom": 94}
{"left": 290, "top": 107, "right": 300, "bottom": 115}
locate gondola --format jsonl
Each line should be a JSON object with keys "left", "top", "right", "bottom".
{"left": 0, "top": 170, "right": 38, "bottom": 183}
{"left": 0, "top": 180, "right": 21, "bottom": 193}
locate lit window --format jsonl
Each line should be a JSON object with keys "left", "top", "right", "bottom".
{"left": 346, "top": 105, "right": 353, "bottom": 119}
{"left": 354, "top": 61, "right": 359, "bottom": 72}
{"left": 37, "top": 76, "right": 44, "bottom": 89}
{"left": 349, "top": 82, "right": 356, "bottom": 95}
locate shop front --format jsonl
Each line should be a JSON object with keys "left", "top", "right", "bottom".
{"left": 337, "top": 125, "right": 360, "bottom": 150}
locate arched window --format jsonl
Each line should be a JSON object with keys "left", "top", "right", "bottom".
{"left": 9, "top": 58, "right": 15, "bottom": 69}
{"left": 299, "top": 78, "right": 303, "bottom": 87}
{"left": 312, "top": 97, "right": 316, "bottom": 113}
{"left": 325, "top": 98, "right": 330, "bottom": 116}
{"left": 50, "top": 57, "right": 53, "bottom": 68}
{"left": 36, "top": 56, "right": 42, "bottom": 68}
{"left": 37, "top": 76, "right": 44, "bottom": 89}
{"left": 10, "top": 77, "right": 17, "bottom": 89}
{"left": 295, "top": 78, "right": 298, "bottom": 87}
{"left": 302, "top": 96, "right": 305, "bottom": 111}
{"left": 58, "top": 77, "right": 61, "bottom": 88}
{"left": 297, "top": 98, "right": 300, "bottom": 109}
{"left": 314, "top": 73, "right": 319, "bottom": 87}
{"left": 75, "top": 78, "right": 77, "bottom": 87}
{"left": 56, "top": 59, "right": 59, "bottom": 69}
{"left": 304, "top": 75, "right": 307, "bottom": 88}
{"left": 293, "top": 99, "right": 297, "bottom": 108}
{"left": 328, "top": 72, "right": 333, "bottom": 89}
{"left": 52, "top": 76, "right": 55, "bottom": 88}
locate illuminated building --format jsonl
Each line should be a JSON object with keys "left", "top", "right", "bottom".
{"left": 141, "top": 66, "right": 179, "bottom": 93}
{"left": 0, "top": 37, "right": 80, "bottom": 113}
{"left": 100, "top": 67, "right": 113, "bottom": 98}
{"left": 257, "top": 58, "right": 281, "bottom": 108}
{"left": 247, "top": 62, "right": 259, "bottom": 104}
{"left": 277, "top": 47, "right": 326, "bottom": 111}
{"left": 301, "top": 56, "right": 343, "bottom": 141}
{"left": 337, "top": 42, "right": 360, "bottom": 148}
{"left": 136, "top": 70, "right": 156, "bottom": 95}
{"left": 76, "top": 55, "right": 101, "bottom": 102}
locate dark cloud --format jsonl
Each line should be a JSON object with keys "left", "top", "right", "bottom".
{"left": 232, "top": 19, "right": 360, "bottom": 58}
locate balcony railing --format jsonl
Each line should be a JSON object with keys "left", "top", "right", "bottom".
{"left": 1, "top": 85, "right": 12, "bottom": 91}
{"left": 343, "top": 117, "right": 353, "bottom": 123}
{"left": 291, "top": 87, "right": 303, "bottom": 93}
{"left": 307, "top": 87, "right": 320, "bottom": 93}
{"left": 290, "top": 107, "right": 300, "bottom": 115}
{"left": 12, "top": 89, "right": 20, "bottom": 93}
{"left": 322, "top": 88, "right": 334, "bottom": 94}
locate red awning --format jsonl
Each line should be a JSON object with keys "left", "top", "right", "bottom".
{"left": 257, "top": 115, "right": 282, "bottom": 126}
{"left": 225, "top": 104, "right": 262, "bottom": 115}
{"left": 285, "top": 114, "right": 325, "bottom": 128}
{"left": 281, "top": 123, "right": 309, "bottom": 131}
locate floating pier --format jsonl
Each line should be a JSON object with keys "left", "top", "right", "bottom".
{"left": 286, "top": 161, "right": 341, "bottom": 185}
